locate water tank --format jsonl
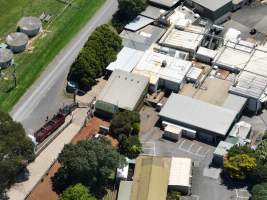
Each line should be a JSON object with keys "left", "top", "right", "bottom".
{"left": 0, "top": 48, "right": 13, "bottom": 69}
{"left": 18, "top": 17, "right": 42, "bottom": 37}
{"left": 6, "top": 32, "right": 29, "bottom": 53}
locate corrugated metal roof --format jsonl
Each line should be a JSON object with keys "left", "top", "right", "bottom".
{"left": 130, "top": 156, "right": 170, "bottom": 200}
{"left": 229, "top": 71, "right": 267, "bottom": 99}
{"left": 98, "top": 70, "right": 149, "bottom": 111}
{"left": 148, "top": 0, "right": 180, "bottom": 8}
{"left": 159, "top": 93, "right": 238, "bottom": 136}
{"left": 125, "top": 15, "right": 154, "bottom": 32}
{"left": 106, "top": 47, "right": 144, "bottom": 73}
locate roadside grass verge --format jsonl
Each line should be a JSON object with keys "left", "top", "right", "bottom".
{"left": 0, "top": 0, "right": 105, "bottom": 111}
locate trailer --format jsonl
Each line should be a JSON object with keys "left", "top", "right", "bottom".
{"left": 34, "top": 113, "right": 66, "bottom": 144}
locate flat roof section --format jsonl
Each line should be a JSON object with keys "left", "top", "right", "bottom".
{"left": 191, "top": 0, "right": 232, "bottom": 11}
{"left": 254, "top": 16, "right": 267, "bottom": 35}
{"left": 97, "top": 70, "right": 149, "bottom": 111}
{"left": 159, "top": 27, "right": 204, "bottom": 53}
{"left": 120, "top": 25, "right": 166, "bottom": 51}
{"left": 223, "top": 94, "right": 247, "bottom": 112}
{"left": 229, "top": 71, "right": 267, "bottom": 99}
{"left": 133, "top": 48, "right": 192, "bottom": 85}
{"left": 169, "top": 157, "right": 192, "bottom": 187}
{"left": 106, "top": 47, "right": 144, "bottom": 73}
{"left": 159, "top": 93, "right": 238, "bottom": 136}
{"left": 141, "top": 6, "right": 167, "bottom": 19}
{"left": 148, "top": 0, "right": 180, "bottom": 8}
{"left": 125, "top": 16, "right": 154, "bottom": 32}
{"left": 130, "top": 156, "right": 171, "bottom": 200}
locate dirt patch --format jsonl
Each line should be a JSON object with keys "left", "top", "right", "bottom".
{"left": 26, "top": 117, "right": 110, "bottom": 200}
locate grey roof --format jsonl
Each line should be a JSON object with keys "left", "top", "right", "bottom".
{"left": 192, "top": 0, "right": 232, "bottom": 11}
{"left": 229, "top": 71, "right": 267, "bottom": 99}
{"left": 98, "top": 70, "right": 149, "bottom": 111}
{"left": 18, "top": 16, "right": 42, "bottom": 31}
{"left": 125, "top": 15, "right": 154, "bottom": 32}
{"left": 0, "top": 48, "right": 13, "bottom": 64}
{"left": 106, "top": 47, "right": 144, "bottom": 72}
{"left": 159, "top": 94, "right": 238, "bottom": 136}
{"left": 117, "top": 181, "right": 132, "bottom": 200}
{"left": 6, "top": 32, "right": 28, "bottom": 47}
{"left": 148, "top": 0, "right": 180, "bottom": 8}
{"left": 120, "top": 25, "right": 166, "bottom": 51}
{"left": 254, "top": 16, "right": 267, "bottom": 34}
{"left": 214, "top": 141, "right": 234, "bottom": 157}
{"left": 141, "top": 6, "right": 167, "bottom": 19}
{"left": 223, "top": 94, "right": 247, "bottom": 112}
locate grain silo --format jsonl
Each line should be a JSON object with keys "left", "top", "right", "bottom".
{"left": 18, "top": 17, "right": 42, "bottom": 37}
{"left": 0, "top": 48, "right": 13, "bottom": 68}
{"left": 6, "top": 32, "right": 29, "bottom": 53}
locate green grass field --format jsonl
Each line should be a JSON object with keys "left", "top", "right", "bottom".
{"left": 0, "top": 0, "right": 105, "bottom": 111}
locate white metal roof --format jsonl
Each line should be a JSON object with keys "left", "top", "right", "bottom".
{"left": 106, "top": 47, "right": 144, "bottom": 73}
{"left": 98, "top": 70, "right": 149, "bottom": 111}
{"left": 169, "top": 157, "right": 192, "bottom": 187}
{"left": 229, "top": 121, "right": 251, "bottom": 140}
{"left": 229, "top": 71, "right": 267, "bottom": 99}
{"left": 125, "top": 15, "right": 154, "bottom": 32}
{"left": 159, "top": 27, "right": 204, "bottom": 52}
{"left": 159, "top": 93, "right": 238, "bottom": 136}
{"left": 165, "top": 124, "right": 182, "bottom": 135}
{"left": 117, "top": 181, "right": 132, "bottom": 200}
{"left": 133, "top": 48, "right": 192, "bottom": 85}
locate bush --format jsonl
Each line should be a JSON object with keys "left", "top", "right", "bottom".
{"left": 119, "top": 136, "right": 143, "bottom": 159}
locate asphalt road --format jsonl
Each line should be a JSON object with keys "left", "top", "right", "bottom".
{"left": 10, "top": 0, "right": 118, "bottom": 134}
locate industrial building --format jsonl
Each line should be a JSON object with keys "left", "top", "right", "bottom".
{"left": 0, "top": 48, "right": 13, "bottom": 68}
{"left": 95, "top": 70, "right": 149, "bottom": 118}
{"left": 6, "top": 32, "right": 29, "bottom": 53}
{"left": 141, "top": 5, "right": 167, "bottom": 20}
{"left": 159, "top": 25, "right": 205, "bottom": 54}
{"left": 159, "top": 94, "right": 238, "bottom": 143}
{"left": 229, "top": 71, "right": 267, "bottom": 113}
{"left": 185, "top": 0, "right": 232, "bottom": 23}
{"left": 120, "top": 25, "right": 166, "bottom": 51}
{"left": 133, "top": 46, "right": 192, "bottom": 92}
{"left": 118, "top": 155, "right": 192, "bottom": 200}
{"left": 106, "top": 47, "right": 144, "bottom": 73}
{"left": 125, "top": 16, "right": 154, "bottom": 32}
{"left": 18, "top": 16, "right": 42, "bottom": 37}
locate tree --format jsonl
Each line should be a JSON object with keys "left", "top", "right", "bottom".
{"left": 249, "top": 163, "right": 267, "bottom": 184}
{"left": 60, "top": 183, "right": 96, "bottom": 200}
{"left": 68, "top": 24, "right": 122, "bottom": 90}
{"left": 112, "top": 0, "right": 147, "bottom": 32}
{"left": 119, "top": 136, "right": 143, "bottom": 159}
{"left": 0, "top": 111, "right": 35, "bottom": 194}
{"left": 110, "top": 111, "right": 140, "bottom": 140}
{"left": 228, "top": 144, "right": 255, "bottom": 158}
{"left": 256, "top": 140, "right": 267, "bottom": 164}
{"left": 252, "top": 182, "right": 267, "bottom": 200}
{"left": 224, "top": 154, "right": 256, "bottom": 180}
{"left": 52, "top": 137, "right": 126, "bottom": 193}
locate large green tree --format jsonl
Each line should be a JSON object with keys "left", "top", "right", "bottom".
{"left": 228, "top": 144, "right": 255, "bottom": 158}
{"left": 0, "top": 111, "right": 35, "bottom": 194}
{"left": 112, "top": 0, "right": 147, "bottom": 32}
{"left": 110, "top": 111, "right": 140, "bottom": 140}
{"left": 224, "top": 154, "right": 256, "bottom": 180}
{"left": 252, "top": 182, "right": 267, "bottom": 200}
{"left": 60, "top": 183, "right": 96, "bottom": 200}
{"left": 256, "top": 140, "right": 267, "bottom": 164}
{"left": 68, "top": 24, "right": 122, "bottom": 90}
{"left": 119, "top": 136, "right": 142, "bottom": 159}
{"left": 52, "top": 137, "right": 126, "bottom": 193}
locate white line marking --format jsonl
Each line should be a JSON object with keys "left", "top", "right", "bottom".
{"left": 196, "top": 146, "right": 202, "bottom": 155}
{"left": 188, "top": 142, "right": 195, "bottom": 152}
{"left": 178, "top": 139, "right": 186, "bottom": 149}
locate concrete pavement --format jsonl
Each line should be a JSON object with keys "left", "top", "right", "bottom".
{"left": 10, "top": 0, "right": 118, "bottom": 134}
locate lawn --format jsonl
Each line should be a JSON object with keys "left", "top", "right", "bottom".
{"left": 0, "top": 0, "right": 106, "bottom": 111}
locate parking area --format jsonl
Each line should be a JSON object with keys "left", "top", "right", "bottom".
{"left": 233, "top": 188, "right": 251, "bottom": 200}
